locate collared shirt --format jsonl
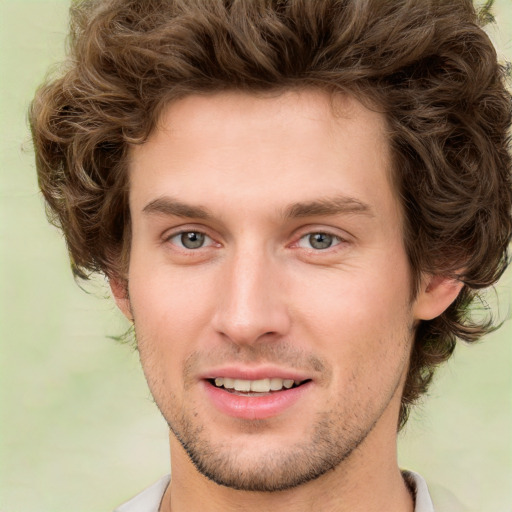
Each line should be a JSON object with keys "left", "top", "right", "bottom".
{"left": 114, "top": 471, "right": 461, "bottom": 512}
{"left": 114, "top": 475, "right": 170, "bottom": 512}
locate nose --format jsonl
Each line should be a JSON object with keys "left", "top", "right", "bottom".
{"left": 212, "top": 248, "right": 291, "bottom": 346}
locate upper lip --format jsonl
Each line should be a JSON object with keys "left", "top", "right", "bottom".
{"left": 199, "top": 365, "right": 313, "bottom": 382}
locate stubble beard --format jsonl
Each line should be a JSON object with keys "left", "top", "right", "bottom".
{"left": 166, "top": 402, "right": 380, "bottom": 492}
{"left": 135, "top": 331, "right": 410, "bottom": 493}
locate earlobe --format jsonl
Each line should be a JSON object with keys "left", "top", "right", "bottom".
{"left": 109, "top": 276, "right": 133, "bottom": 321}
{"left": 413, "top": 274, "right": 464, "bottom": 321}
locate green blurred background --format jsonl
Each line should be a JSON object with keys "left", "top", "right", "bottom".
{"left": 0, "top": 1, "right": 510, "bottom": 510}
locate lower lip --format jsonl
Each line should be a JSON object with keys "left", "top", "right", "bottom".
{"left": 203, "top": 381, "right": 312, "bottom": 420}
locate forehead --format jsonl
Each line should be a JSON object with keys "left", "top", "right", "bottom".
{"left": 128, "top": 89, "right": 397, "bottom": 223}
{"left": 149, "top": 89, "right": 387, "bottom": 158}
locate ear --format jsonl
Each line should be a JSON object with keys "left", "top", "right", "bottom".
{"left": 413, "top": 274, "right": 464, "bottom": 321}
{"left": 109, "top": 276, "right": 133, "bottom": 322}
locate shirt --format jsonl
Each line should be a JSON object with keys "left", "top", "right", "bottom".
{"left": 113, "top": 471, "right": 465, "bottom": 512}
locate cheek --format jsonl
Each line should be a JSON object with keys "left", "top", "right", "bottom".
{"left": 128, "top": 263, "right": 229, "bottom": 394}
{"left": 295, "top": 264, "right": 411, "bottom": 331}
{"left": 129, "top": 258, "right": 216, "bottom": 323}
{"left": 291, "top": 265, "right": 412, "bottom": 377}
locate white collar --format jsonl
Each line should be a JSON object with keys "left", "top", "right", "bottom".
{"left": 403, "top": 470, "right": 436, "bottom": 512}
{"left": 114, "top": 474, "right": 170, "bottom": 512}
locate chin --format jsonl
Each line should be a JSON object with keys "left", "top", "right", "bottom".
{"left": 168, "top": 408, "right": 369, "bottom": 493}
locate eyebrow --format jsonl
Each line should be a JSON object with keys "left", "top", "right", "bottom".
{"left": 142, "top": 194, "right": 374, "bottom": 220}
{"left": 142, "top": 197, "right": 212, "bottom": 219}
{"left": 282, "top": 195, "right": 374, "bottom": 219}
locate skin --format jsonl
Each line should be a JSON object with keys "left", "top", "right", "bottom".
{"left": 112, "top": 89, "right": 461, "bottom": 512}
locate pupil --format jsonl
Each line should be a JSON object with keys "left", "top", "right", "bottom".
{"left": 309, "top": 233, "right": 332, "bottom": 249}
{"left": 181, "top": 232, "right": 205, "bottom": 249}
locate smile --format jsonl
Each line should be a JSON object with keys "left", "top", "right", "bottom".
{"left": 203, "top": 376, "right": 313, "bottom": 420}
{"left": 210, "top": 377, "right": 307, "bottom": 393}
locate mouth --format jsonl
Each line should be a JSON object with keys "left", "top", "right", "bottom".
{"left": 201, "top": 368, "right": 314, "bottom": 419}
{"left": 206, "top": 377, "right": 311, "bottom": 396}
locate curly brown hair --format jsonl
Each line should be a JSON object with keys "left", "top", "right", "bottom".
{"left": 30, "top": 0, "right": 512, "bottom": 428}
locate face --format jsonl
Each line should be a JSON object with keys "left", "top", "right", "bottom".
{"left": 122, "top": 90, "right": 419, "bottom": 492}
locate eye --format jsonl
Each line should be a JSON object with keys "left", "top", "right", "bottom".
{"left": 168, "top": 231, "right": 213, "bottom": 249}
{"left": 297, "top": 232, "right": 342, "bottom": 250}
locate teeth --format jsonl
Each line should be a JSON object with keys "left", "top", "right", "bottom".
{"left": 270, "top": 378, "right": 283, "bottom": 391}
{"left": 250, "top": 378, "right": 271, "bottom": 392}
{"left": 234, "top": 379, "right": 251, "bottom": 392}
{"left": 212, "top": 377, "right": 302, "bottom": 392}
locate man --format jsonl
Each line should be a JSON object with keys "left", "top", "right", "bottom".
{"left": 29, "top": 1, "right": 511, "bottom": 511}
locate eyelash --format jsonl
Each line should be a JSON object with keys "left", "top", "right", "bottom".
{"left": 164, "top": 229, "right": 347, "bottom": 253}
{"left": 165, "top": 230, "right": 217, "bottom": 250}
{"left": 295, "top": 232, "right": 344, "bottom": 251}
